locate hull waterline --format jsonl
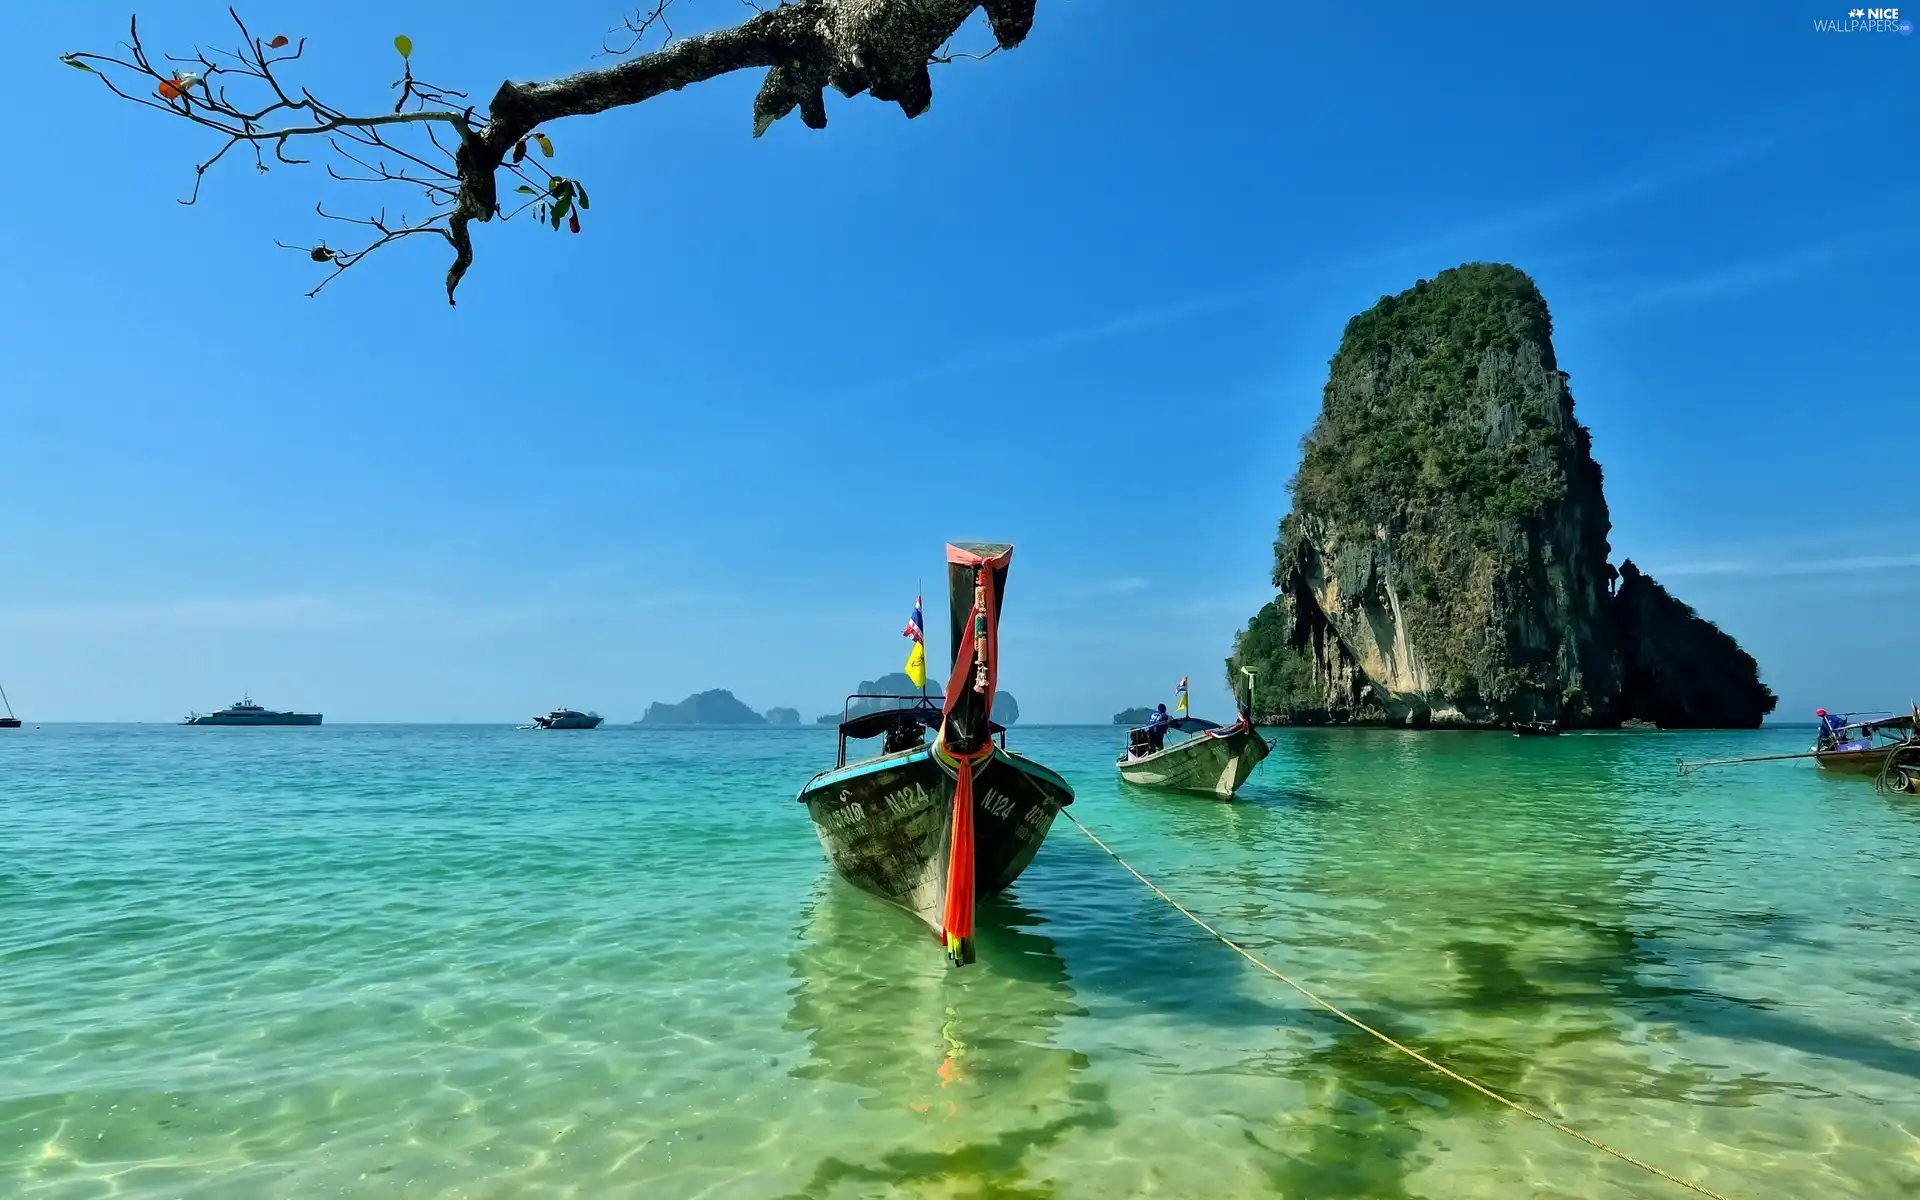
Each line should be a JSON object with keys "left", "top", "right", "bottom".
{"left": 1816, "top": 745, "right": 1903, "bottom": 775}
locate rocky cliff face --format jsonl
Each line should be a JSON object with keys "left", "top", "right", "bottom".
{"left": 1612, "top": 562, "right": 1776, "bottom": 729}
{"left": 1229, "top": 263, "right": 1773, "bottom": 729}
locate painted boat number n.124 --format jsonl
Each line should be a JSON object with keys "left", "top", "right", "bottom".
{"left": 819, "top": 782, "right": 1022, "bottom": 829}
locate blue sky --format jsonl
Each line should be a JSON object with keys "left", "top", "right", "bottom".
{"left": 1, "top": 2, "right": 1914, "bottom": 723}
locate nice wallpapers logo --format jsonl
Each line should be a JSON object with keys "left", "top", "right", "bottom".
{"left": 1813, "top": 6, "right": 1913, "bottom": 31}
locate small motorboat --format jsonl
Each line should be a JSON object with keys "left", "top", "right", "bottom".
{"left": 1513, "top": 720, "right": 1561, "bottom": 737}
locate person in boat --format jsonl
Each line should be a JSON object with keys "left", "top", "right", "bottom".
{"left": 1816, "top": 708, "right": 1846, "bottom": 749}
{"left": 1145, "top": 703, "right": 1172, "bottom": 751}
{"left": 882, "top": 712, "right": 928, "bottom": 755}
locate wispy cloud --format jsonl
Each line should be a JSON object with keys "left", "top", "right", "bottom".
{"left": 1561, "top": 236, "right": 1906, "bottom": 321}
{"left": 815, "top": 122, "right": 1805, "bottom": 405}
{"left": 0, "top": 587, "right": 717, "bottom": 633}
{"left": 1646, "top": 553, "right": 1920, "bottom": 579}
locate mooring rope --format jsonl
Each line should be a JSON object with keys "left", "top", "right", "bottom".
{"left": 1059, "top": 809, "right": 1732, "bottom": 1200}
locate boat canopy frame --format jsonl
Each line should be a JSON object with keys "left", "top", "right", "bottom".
{"left": 834, "top": 692, "right": 1005, "bottom": 768}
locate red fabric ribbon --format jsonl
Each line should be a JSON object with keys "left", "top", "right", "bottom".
{"left": 941, "top": 749, "right": 980, "bottom": 966}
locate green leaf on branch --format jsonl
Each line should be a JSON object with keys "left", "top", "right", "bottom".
{"left": 394, "top": 34, "right": 413, "bottom": 59}
{"left": 62, "top": 55, "right": 96, "bottom": 72}
{"left": 574, "top": 183, "right": 590, "bottom": 210}
{"left": 515, "top": 185, "right": 537, "bottom": 195}
{"left": 533, "top": 133, "right": 553, "bottom": 157}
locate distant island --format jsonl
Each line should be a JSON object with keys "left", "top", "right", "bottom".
{"left": 1227, "top": 263, "right": 1776, "bottom": 730}
{"left": 764, "top": 707, "right": 800, "bottom": 726}
{"left": 640, "top": 689, "right": 767, "bottom": 725}
{"left": 817, "top": 673, "right": 1019, "bottom": 726}
{"left": 1113, "top": 707, "right": 1154, "bottom": 725}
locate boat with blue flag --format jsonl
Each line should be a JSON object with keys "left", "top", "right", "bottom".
{"left": 795, "top": 543, "right": 1075, "bottom": 967}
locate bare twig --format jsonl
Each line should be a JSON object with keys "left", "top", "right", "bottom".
{"left": 276, "top": 206, "right": 453, "bottom": 297}
{"left": 602, "top": 0, "right": 680, "bottom": 57}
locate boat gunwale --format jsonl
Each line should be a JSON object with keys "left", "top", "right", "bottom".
{"left": 799, "top": 743, "right": 1074, "bottom": 804}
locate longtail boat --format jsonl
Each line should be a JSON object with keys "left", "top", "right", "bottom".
{"left": 1115, "top": 669, "right": 1270, "bottom": 798}
{"left": 1814, "top": 712, "right": 1917, "bottom": 778}
{"left": 796, "top": 543, "right": 1075, "bottom": 967}
{"left": 1681, "top": 707, "right": 1919, "bottom": 790}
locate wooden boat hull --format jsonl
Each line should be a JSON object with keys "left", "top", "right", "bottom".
{"left": 798, "top": 747, "right": 1073, "bottom": 939}
{"left": 1816, "top": 745, "right": 1903, "bottom": 775}
{"left": 1115, "top": 725, "right": 1271, "bottom": 798}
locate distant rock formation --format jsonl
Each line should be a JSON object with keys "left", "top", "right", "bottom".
{"left": 1228, "top": 263, "right": 1776, "bottom": 730}
{"left": 1612, "top": 562, "right": 1775, "bottom": 730}
{"left": 994, "top": 693, "right": 1020, "bottom": 725}
{"left": 817, "top": 672, "right": 1020, "bottom": 725}
{"left": 641, "top": 689, "right": 767, "bottom": 725}
{"left": 764, "top": 707, "right": 801, "bottom": 726}
{"left": 1113, "top": 706, "right": 1155, "bottom": 725}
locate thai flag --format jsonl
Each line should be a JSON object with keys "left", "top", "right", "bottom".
{"left": 902, "top": 596, "right": 924, "bottom": 644}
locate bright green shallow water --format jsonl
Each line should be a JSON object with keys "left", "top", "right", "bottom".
{"left": 3, "top": 725, "right": 1918, "bottom": 1198}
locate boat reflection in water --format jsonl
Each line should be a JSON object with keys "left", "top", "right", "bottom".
{"left": 782, "top": 879, "right": 1110, "bottom": 1189}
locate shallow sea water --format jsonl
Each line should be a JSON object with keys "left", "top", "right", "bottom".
{"left": 2, "top": 723, "right": 1918, "bottom": 1198}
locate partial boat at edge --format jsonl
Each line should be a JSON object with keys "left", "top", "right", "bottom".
{"left": 1814, "top": 712, "right": 1916, "bottom": 777}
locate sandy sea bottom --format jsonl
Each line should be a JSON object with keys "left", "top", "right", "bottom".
{"left": 2, "top": 723, "right": 1917, "bottom": 1198}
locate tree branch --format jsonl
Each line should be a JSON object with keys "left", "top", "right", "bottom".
{"left": 67, "top": 0, "right": 1041, "bottom": 304}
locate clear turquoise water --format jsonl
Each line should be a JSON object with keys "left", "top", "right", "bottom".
{"left": 3, "top": 724, "right": 1918, "bottom": 1198}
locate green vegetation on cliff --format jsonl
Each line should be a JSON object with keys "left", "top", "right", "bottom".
{"left": 1231, "top": 262, "right": 1772, "bottom": 729}
{"left": 1292, "top": 265, "right": 1591, "bottom": 530}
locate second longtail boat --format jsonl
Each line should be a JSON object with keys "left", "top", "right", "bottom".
{"left": 795, "top": 543, "right": 1075, "bottom": 967}
{"left": 1115, "top": 669, "right": 1271, "bottom": 798}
